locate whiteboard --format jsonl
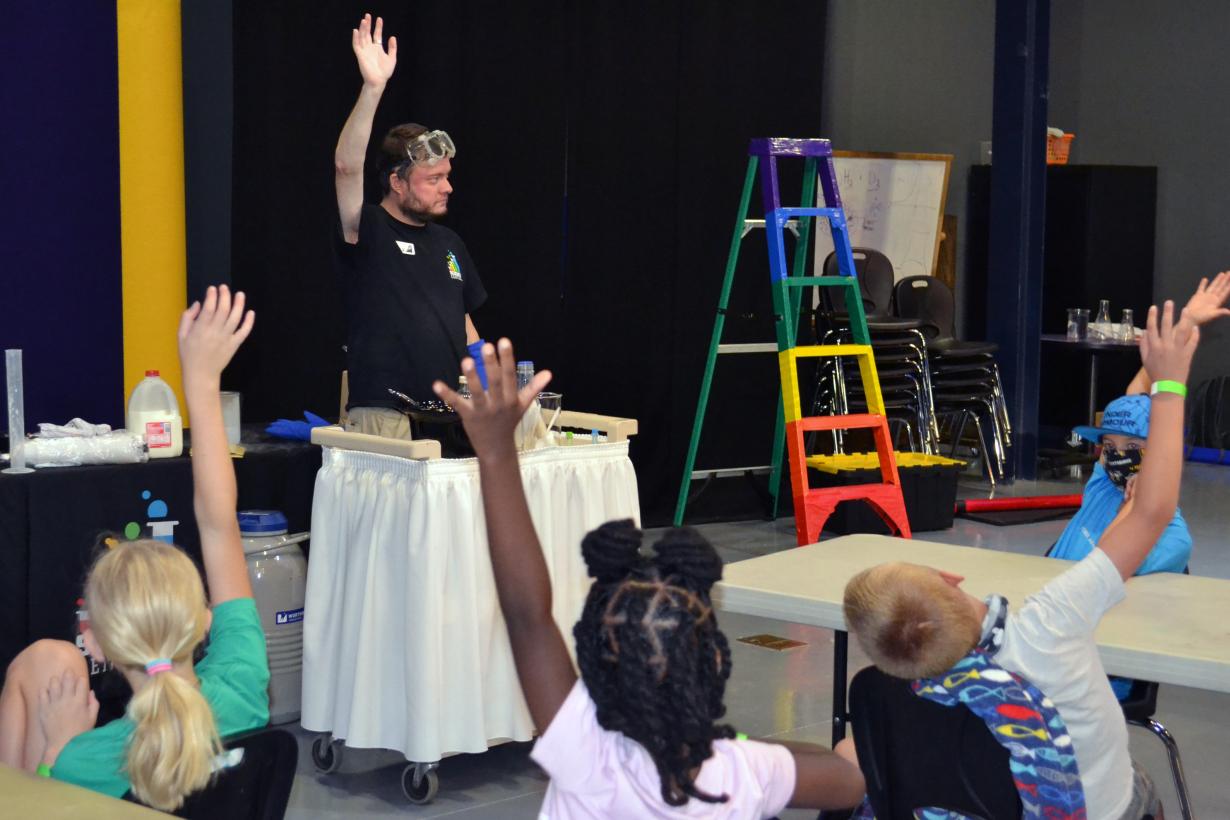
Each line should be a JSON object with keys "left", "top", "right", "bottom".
{"left": 813, "top": 151, "right": 952, "bottom": 281}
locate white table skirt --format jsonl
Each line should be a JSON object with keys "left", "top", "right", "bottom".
{"left": 302, "top": 442, "right": 640, "bottom": 762}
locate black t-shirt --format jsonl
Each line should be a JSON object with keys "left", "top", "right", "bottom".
{"left": 335, "top": 203, "right": 487, "bottom": 408}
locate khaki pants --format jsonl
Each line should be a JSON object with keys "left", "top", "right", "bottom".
{"left": 345, "top": 407, "right": 413, "bottom": 440}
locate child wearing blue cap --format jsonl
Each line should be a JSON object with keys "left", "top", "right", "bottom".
{"left": 1051, "top": 271, "right": 1230, "bottom": 574}
{"left": 1052, "top": 393, "right": 1193, "bottom": 574}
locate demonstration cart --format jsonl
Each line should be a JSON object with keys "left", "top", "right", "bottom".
{"left": 301, "top": 414, "right": 639, "bottom": 803}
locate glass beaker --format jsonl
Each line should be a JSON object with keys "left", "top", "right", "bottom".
{"left": 1067, "top": 308, "right": 1090, "bottom": 340}
{"left": 1119, "top": 308, "right": 1135, "bottom": 342}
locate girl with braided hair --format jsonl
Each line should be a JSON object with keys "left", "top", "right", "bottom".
{"left": 434, "top": 339, "right": 865, "bottom": 818}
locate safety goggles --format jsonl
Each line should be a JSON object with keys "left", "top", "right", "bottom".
{"left": 405, "top": 130, "right": 456, "bottom": 167}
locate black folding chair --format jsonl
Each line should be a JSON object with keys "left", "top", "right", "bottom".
{"left": 124, "top": 728, "right": 298, "bottom": 820}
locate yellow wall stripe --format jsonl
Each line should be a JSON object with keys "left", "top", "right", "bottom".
{"left": 117, "top": 0, "right": 188, "bottom": 422}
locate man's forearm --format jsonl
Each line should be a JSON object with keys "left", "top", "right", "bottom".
{"left": 335, "top": 84, "right": 385, "bottom": 174}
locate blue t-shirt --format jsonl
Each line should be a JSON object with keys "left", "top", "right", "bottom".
{"left": 1051, "top": 462, "right": 1191, "bottom": 574}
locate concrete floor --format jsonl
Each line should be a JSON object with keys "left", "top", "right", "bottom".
{"left": 281, "top": 465, "right": 1230, "bottom": 818}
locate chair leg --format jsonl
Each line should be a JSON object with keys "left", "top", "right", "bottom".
{"left": 968, "top": 412, "right": 996, "bottom": 488}
{"left": 912, "top": 336, "right": 942, "bottom": 449}
{"left": 900, "top": 417, "right": 916, "bottom": 452}
{"left": 979, "top": 398, "right": 1006, "bottom": 480}
{"left": 1129, "top": 718, "right": 1194, "bottom": 820}
{"left": 947, "top": 410, "right": 970, "bottom": 460}
{"left": 988, "top": 362, "right": 1013, "bottom": 454}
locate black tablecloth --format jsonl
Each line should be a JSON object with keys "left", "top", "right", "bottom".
{"left": 0, "top": 433, "right": 320, "bottom": 676}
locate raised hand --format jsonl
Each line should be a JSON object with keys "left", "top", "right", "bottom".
{"left": 177, "top": 285, "right": 255, "bottom": 391}
{"left": 1139, "top": 300, "right": 1199, "bottom": 387}
{"left": 1181, "top": 271, "right": 1230, "bottom": 328}
{"left": 433, "top": 339, "right": 552, "bottom": 458}
{"left": 352, "top": 13, "right": 397, "bottom": 89}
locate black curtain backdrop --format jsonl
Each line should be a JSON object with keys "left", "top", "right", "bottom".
{"left": 231, "top": 1, "right": 826, "bottom": 524}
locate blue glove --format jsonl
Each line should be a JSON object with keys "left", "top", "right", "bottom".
{"left": 265, "top": 411, "right": 330, "bottom": 441}
{"left": 466, "top": 339, "right": 489, "bottom": 389}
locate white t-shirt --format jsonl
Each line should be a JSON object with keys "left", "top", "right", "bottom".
{"left": 996, "top": 548, "right": 1131, "bottom": 820}
{"left": 531, "top": 680, "right": 797, "bottom": 819}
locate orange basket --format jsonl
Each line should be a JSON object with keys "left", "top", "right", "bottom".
{"left": 1047, "top": 132, "right": 1074, "bottom": 165}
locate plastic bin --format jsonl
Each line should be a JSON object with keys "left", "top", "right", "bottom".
{"left": 806, "top": 452, "right": 965, "bottom": 533}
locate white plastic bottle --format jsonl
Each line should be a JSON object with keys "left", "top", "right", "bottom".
{"left": 127, "top": 370, "right": 184, "bottom": 458}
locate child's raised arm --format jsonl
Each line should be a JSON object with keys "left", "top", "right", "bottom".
{"left": 1099, "top": 300, "right": 1198, "bottom": 580}
{"left": 177, "top": 285, "right": 255, "bottom": 604}
{"left": 1125, "top": 271, "right": 1227, "bottom": 394}
{"left": 433, "top": 340, "right": 577, "bottom": 731}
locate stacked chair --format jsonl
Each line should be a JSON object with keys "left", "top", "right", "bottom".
{"left": 893, "top": 275, "right": 1011, "bottom": 483}
{"left": 811, "top": 250, "right": 1010, "bottom": 484}
{"left": 813, "top": 249, "right": 939, "bottom": 457}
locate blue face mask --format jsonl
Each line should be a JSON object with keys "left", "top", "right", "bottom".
{"left": 1102, "top": 443, "right": 1143, "bottom": 488}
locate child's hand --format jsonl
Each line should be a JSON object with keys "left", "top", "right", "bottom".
{"left": 433, "top": 338, "right": 552, "bottom": 458}
{"left": 1139, "top": 300, "right": 1199, "bottom": 387}
{"left": 37, "top": 670, "right": 98, "bottom": 758}
{"left": 177, "top": 285, "right": 255, "bottom": 391}
{"left": 1181, "top": 271, "right": 1230, "bottom": 328}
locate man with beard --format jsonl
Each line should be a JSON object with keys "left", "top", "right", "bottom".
{"left": 333, "top": 13, "right": 487, "bottom": 439}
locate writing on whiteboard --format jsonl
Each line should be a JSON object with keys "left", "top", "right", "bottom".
{"left": 815, "top": 155, "right": 950, "bottom": 281}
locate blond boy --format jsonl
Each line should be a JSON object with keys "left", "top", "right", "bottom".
{"left": 843, "top": 301, "right": 1198, "bottom": 820}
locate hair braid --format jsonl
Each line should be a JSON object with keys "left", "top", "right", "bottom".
{"left": 576, "top": 523, "right": 735, "bottom": 807}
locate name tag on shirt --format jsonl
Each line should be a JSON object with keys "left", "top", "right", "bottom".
{"left": 395, "top": 241, "right": 416, "bottom": 255}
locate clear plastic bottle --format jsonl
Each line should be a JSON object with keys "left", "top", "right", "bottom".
{"left": 516, "top": 361, "right": 535, "bottom": 390}
{"left": 126, "top": 370, "right": 183, "bottom": 458}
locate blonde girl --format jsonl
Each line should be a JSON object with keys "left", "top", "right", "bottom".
{"left": 0, "top": 286, "right": 269, "bottom": 810}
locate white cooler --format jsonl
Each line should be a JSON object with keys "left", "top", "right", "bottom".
{"left": 239, "top": 510, "right": 308, "bottom": 725}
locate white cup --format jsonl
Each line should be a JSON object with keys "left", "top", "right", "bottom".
{"left": 221, "top": 391, "right": 241, "bottom": 445}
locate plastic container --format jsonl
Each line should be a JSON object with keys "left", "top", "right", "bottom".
{"left": 516, "top": 361, "right": 535, "bottom": 390}
{"left": 239, "top": 510, "right": 308, "bottom": 725}
{"left": 807, "top": 452, "right": 965, "bottom": 533}
{"left": 1046, "top": 132, "right": 1074, "bottom": 165}
{"left": 126, "top": 370, "right": 183, "bottom": 458}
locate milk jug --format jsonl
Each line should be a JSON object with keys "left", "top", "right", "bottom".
{"left": 127, "top": 370, "right": 183, "bottom": 458}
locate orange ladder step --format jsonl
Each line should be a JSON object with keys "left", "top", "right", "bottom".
{"left": 785, "top": 416, "right": 912, "bottom": 545}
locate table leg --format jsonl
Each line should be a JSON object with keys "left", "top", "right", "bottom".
{"left": 1087, "top": 353, "right": 1100, "bottom": 426}
{"left": 832, "top": 629, "right": 848, "bottom": 747}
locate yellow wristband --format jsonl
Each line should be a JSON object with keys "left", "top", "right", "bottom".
{"left": 35, "top": 763, "right": 52, "bottom": 778}
{"left": 1151, "top": 380, "right": 1187, "bottom": 398}
{"left": 735, "top": 732, "right": 749, "bottom": 741}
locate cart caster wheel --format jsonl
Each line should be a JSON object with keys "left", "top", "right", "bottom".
{"left": 401, "top": 763, "right": 439, "bottom": 804}
{"left": 311, "top": 734, "right": 343, "bottom": 774}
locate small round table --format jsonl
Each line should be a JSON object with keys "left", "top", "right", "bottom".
{"left": 1040, "top": 334, "right": 1140, "bottom": 425}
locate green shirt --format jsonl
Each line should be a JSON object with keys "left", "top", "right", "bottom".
{"left": 52, "top": 597, "right": 271, "bottom": 798}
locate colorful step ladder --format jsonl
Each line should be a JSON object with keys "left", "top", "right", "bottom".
{"left": 675, "top": 138, "right": 911, "bottom": 544}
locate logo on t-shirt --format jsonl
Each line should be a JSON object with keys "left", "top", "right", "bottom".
{"left": 446, "top": 250, "right": 463, "bottom": 281}
{"left": 395, "top": 241, "right": 416, "bottom": 255}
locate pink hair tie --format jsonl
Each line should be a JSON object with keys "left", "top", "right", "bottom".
{"left": 144, "top": 658, "right": 173, "bottom": 676}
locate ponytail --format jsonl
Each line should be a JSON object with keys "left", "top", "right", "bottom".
{"left": 84, "top": 539, "right": 220, "bottom": 811}
{"left": 126, "top": 665, "right": 222, "bottom": 810}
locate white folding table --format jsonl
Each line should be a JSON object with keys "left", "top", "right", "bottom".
{"left": 715, "top": 533, "right": 1230, "bottom": 745}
